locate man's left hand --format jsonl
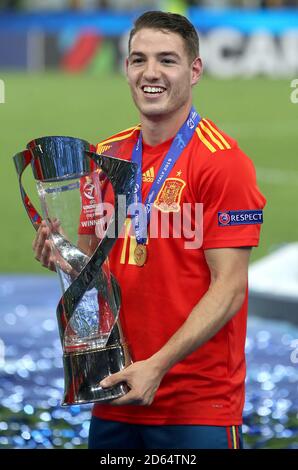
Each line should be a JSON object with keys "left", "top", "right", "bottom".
{"left": 99, "top": 359, "right": 164, "bottom": 406}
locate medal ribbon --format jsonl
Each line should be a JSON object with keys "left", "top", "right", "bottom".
{"left": 131, "top": 106, "right": 201, "bottom": 245}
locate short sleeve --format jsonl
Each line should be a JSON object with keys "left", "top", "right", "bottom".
{"left": 199, "top": 146, "right": 266, "bottom": 250}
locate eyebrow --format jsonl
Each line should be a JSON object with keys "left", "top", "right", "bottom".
{"left": 129, "top": 51, "right": 181, "bottom": 59}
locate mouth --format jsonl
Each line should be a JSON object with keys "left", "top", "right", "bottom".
{"left": 141, "top": 85, "right": 167, "bottom": 98}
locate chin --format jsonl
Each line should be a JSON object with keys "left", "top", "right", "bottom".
{"left": 138, "top": 104, "right": 169, "bottom": 119}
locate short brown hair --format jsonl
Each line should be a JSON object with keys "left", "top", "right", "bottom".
{"left": 128, "top": 11, "right": 199, "bottom": 63}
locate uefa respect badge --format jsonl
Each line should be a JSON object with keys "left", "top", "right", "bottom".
{"left": 218, "top": 210, "right": 263, "bottom": 226}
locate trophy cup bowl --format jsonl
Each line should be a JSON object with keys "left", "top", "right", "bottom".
{"left": 13, "top": 136, "right": 137, "bottom": 405}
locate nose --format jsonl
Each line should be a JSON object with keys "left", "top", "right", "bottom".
{"left": 143, "top": 59, "right": 160, "bottom": 81}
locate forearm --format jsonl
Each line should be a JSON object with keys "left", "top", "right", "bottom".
{"left": 148, "top": 280, "right": 246, "bottom": 375}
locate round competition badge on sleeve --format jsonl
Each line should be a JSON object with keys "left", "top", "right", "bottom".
{"left": 218, "top": 212, "right": 231, "bottom": 226}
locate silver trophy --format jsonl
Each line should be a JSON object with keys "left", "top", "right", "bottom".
{"left": 13, "top": 136, "right": 137, "bottom": 405}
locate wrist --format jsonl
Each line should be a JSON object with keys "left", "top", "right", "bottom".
{"left": 147, "top": 352, "right": 172, "bottom": 377}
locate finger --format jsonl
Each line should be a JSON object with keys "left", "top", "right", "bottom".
{"left": 34, "top": 232, "right": 48, "bottom": 260}
{"left": 33, "top": 228, "right": 50, "bottom": 260}
{"left": 108, "top": 390, "right": 140, "bottom": 407}
{"left": 100, "top": 370, "right": 127, "bottom": 388}
{"left": 48, "top": 257, "right": 57, "bottom": 273}
{"left": 32, "top": 220, "right": 47, "bottom": 251}
{"left": 55, "top": 257, "right": 74, "bottom": 275}
{"left": 40, "top": 240, "right": 53, "bottom": 267}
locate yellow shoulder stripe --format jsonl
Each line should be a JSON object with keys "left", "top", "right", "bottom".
{"left": 98, "top": 125, "right": 141, "bottom": 147}
{"left": 199, "top": 121, "right": 225, "bottom": 150}
{"left": 195, "top": 127, "right": 216, "bottom": 153}
{"left": 202, "top": 119, "right": 231, "bottom": 149}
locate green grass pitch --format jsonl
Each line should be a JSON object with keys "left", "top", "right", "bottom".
{"left": 0, "top": 72, "right": 297, "bottom": 273}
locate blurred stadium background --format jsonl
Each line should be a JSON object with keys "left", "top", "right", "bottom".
{"left": 0, "top": 0, "right": 298, "bottom": 450}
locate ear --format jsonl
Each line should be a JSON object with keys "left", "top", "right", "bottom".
{"left": 191, "top": 57, "right": 203, "bottom": 86}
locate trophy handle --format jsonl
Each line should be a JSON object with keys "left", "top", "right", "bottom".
{"left": 13, "top": 150, "right": 42, "bottom": 230}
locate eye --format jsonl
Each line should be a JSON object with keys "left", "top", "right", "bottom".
{"left": 131, "top": 57, "right": 144, "bottom": 64}
{"left": 161, "top": 58, "right": 176, "bottom": 65}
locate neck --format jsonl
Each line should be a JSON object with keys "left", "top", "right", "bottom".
{"left": 140, "top": 105, "right": 192, "bottom": 146}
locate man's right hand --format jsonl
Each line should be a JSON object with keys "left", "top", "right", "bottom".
{"left": 32, "top": 219, "right": 79, "bottom": 276}
{"left": 32, "top": 220, "right": 58, "bottom": 272}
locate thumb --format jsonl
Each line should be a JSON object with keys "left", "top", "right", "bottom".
{"left": 53, "top": 218, "right": 61, "bottom": 229}
{"left": 100, "top": 370, "right": 127, "bottom": 388}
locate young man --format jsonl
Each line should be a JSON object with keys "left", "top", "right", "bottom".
{"left": 33, "top": 11, "right": 266, "bottom": 449}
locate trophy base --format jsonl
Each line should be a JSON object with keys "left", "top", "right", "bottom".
{"left": 61, "top": 342, "right": 131, "bottom": 405}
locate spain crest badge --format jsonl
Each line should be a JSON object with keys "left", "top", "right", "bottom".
{"left": 154, "top": 177, "right": 186, "bottom": 213}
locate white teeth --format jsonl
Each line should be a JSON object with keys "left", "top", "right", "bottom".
{"left": 143, "top": 86, "right": 165, "bottom": 93}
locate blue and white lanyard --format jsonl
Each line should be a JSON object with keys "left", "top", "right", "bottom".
{"left": 131, "top": 106, "right": 201, "bottom": 244}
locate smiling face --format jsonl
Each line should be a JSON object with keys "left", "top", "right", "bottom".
{"left": 126, "top": 28, "right": 202, "bottom": 122}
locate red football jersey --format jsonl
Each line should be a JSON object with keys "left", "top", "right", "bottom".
{"left": 79, "top": 118, "right": 266, "bottom": 425}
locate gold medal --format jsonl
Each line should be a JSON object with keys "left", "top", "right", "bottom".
{"left": 134, "top": 244, "right": 147, "bottom": 267}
